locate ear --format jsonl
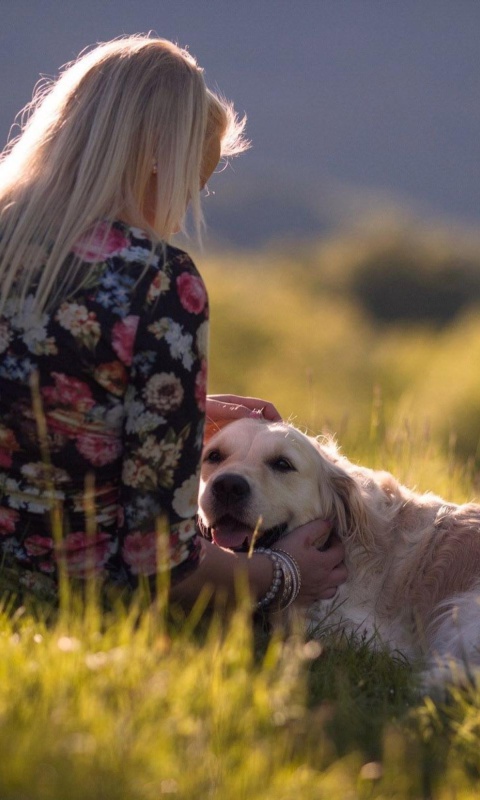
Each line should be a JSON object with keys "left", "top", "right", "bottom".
{"left": 307, "top": 432, "right": 376, "bottom": 549}
{"left": 203, "top": 418, "right": 232, "bottom": 444}
{"left": 330, "top": 471, "right": 375, "bottom": 551}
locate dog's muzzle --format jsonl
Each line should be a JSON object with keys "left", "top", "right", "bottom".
{"left": 201, "top": 471, "right": 288, "bottom": 551}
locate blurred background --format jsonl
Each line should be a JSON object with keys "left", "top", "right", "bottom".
{"left": 2, "top": 1, "right": 480, "bottom": 477}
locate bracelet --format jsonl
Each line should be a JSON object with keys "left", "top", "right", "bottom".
{"left": 255, "top": 548, "right": 283, "bottom": 609}
{"left": 254, "top": 547, "right": 302, "bottom": 611}
{"left": 274, "top": 549, "right": 302, "bottom": 609}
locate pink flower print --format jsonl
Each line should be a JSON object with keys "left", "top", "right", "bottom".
{"left": 111, "top": 316, "right": 139, "bottom": 366}
{"left": 0, "top": 450, "right": 12, "bottom": 468}
{"left": 93, "top": 361, "right": 128, "bottom": 397}
{"left": 24, "top": 535, "right": 54, "bottom": 557}
{"left": 0, "top": 425, "right": 19, "bottom": 468}
{"left": 57, "top": 531, "right": 113, "bottom": 578}
{"left": 76, "top": 431, "right": 123, "bottom": 466}
{"left": 122, "top": 531, "right": 158, "bottom": 576}
{"left": 45, "top": 410, "right": 84, "bottom": 439}
{"left": 194, "top": 360, "right": 207, "bottom": 412}
{"left": 42, "top": 373, "right": 95, "bottom": 412}
{"left": 0, "top": 507, "right": 19, "bottom": 535}
{"left": 176, "top": 272, "right": 207, "bottom": 314}
{"left": 164, "top": 528, "right": 190, "bottom": 567}
{"left": 38, "top": 561, "right": 56, "bottom": 574}
{"left": 72, "top": 222, "right": 129, "bottom": 263}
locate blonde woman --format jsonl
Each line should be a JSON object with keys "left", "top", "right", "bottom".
{"left": 0, "top": 35, "right": 346, "bottom": 611}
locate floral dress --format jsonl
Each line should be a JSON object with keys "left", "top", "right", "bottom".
{"left": 0, "top": 221, "right": 207, "bottom": 602}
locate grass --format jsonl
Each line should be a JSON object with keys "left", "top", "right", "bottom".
{"left": 1, "top": 543, "right": 480, "bottom": 798}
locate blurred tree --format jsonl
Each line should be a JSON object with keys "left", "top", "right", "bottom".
{"left": 351, "top": 246, "right": 480, "bottom": 325}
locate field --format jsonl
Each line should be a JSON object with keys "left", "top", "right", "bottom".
{"left": 2, "top": 222, "right": 480, "bottom": 798}
{"left": 200, "top": 221, "right": 480, "bottom": 474}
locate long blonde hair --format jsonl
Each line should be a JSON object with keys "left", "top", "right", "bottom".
{"left": 0, "top": 34, "right": 248, "bottom": 311}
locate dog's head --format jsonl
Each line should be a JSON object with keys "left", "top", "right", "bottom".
{"left": 199, "top": 418, "right": 370, "bottom": 551}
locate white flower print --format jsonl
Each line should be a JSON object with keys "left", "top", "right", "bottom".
{"left": 143, "top": 372, "right": 184, "bottom": 413}
{"left": 121, "top": 246, "right": 158, "bottom": 264}
{"left": 0, "top": 322, "right": 12, "bottom": 354}
{"left": 125, "top": 410, "right": 167, "bottom": 436}
{"left": 56, "top": 302, "right": 101, "bottom": 348}
{"left": 10, "top": 295, "right": 47, "bottom": 329}
{"left": 128, "top": 226, "right": 150, "bottom": 239}
{"left": 148, "top": 318, "right": 194, "bottom": 370}
{"left": 20, "top": 462, "right": 69, "bottom": 484}
{"left": 2, "top": 295, "right": 57, "bottom": 356}
{"left": 176, "top": 519, "right": 197, "bottom": 542}
{"left": 137, "top": 436, "right": 181, "bottom": 466}
{"left": 196, "top": 321, "right": 209, "bottom": 359}
{"left": 147, "top": 271, "right": 171, "bottom": 303}
{"left": 165, "top": 324, "right": 194, "bottom": 370}
{"left": 172, "top": 472, "right": 200, "bottom": 518}
{"left": 122, "top": 460, "right": 158, "bottom": 490}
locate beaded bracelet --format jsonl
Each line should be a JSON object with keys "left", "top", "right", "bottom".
{"left": 255, "top": 548, "right": 283, "bottom": 609}
{"left": 255, "top": 547, "right": 302, "bottom": 611}
{"left": 273, "top": 549, "right": 302, "bottom": 609}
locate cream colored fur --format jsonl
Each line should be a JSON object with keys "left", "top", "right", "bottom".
{"left": 199, "top": 418, "right": 480, "bottom": 688}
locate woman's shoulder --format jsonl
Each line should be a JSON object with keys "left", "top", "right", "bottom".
{"left": 73, "top": 219, "right": 193, "bottom": 269}
{"left": 119, "top": 221, "right": 192, "bottom": 256}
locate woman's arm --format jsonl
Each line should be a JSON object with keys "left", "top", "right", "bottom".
{"left": 170, "top": 519, "right": 347, "bottom": 610}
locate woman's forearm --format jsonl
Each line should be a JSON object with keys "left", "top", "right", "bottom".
{"left": 169, "top": 538, "right": 274, "bottom": 610}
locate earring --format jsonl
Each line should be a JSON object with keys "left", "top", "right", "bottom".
{"left": 152, "top": 162, "right": 158, "bottom": 174}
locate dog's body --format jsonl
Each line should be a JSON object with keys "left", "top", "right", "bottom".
{"left": 199, "top": 418, "right": 480, "bottom": 686}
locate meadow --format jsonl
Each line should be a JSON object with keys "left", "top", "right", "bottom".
{"left": 2, "top": 221, "right": 480, "bottom": 799}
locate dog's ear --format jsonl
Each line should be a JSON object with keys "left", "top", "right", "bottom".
{"left": 307, "top": 432, "right": 377, "bottom": 549}
{"left": 329, "top": 471, "right": 375, "bottom": 549}
{"left": 203, "top": 418, "right": 232, "bottom": 444}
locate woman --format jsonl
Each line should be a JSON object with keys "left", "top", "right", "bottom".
{"left": 0, "top": 35, "right": 346, "bottom": 610}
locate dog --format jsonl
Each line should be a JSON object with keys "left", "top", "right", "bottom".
{"left": 199, "top": 417, "right": 480, "bottom": 688}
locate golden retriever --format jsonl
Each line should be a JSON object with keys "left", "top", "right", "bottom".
{"left": 199, "top": 417, "right": 480, "bottom": 687}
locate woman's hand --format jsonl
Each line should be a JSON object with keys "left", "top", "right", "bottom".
{"left": 206, "top": 394, "right": 282, "bottom": 427}
{"left": 272, "top": 520, "right": 347, "bottom": 606}
{"left": 170, "top": 518, "right": 347, "bottom": 613}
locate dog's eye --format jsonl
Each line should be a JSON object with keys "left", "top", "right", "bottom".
{"left": 204, "top": 449, "right": 223, "bottom": 464}
{"left": 269, "top": 457, "right": 296, "bottom": 473}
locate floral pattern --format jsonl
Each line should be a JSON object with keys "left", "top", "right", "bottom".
{"left": 0, "top": 221, "right": 208, "bottom": 599}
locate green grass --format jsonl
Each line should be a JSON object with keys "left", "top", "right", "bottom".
{"left": 0, "top": 565, "right": 480, "bottom": 799}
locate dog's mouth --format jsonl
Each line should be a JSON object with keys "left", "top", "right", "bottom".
{"left": 205, "top": 515, "right": 289, "bottom": 551}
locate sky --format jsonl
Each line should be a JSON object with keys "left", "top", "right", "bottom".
{"left": 0, "top": 1, "right": 479, "bottom": 245}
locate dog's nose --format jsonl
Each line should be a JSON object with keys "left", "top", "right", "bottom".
{"left": 212, "top": 473, "right": 250, "bottom": 504}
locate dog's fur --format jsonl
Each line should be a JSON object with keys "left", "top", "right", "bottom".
{"left": 199, "top": 418, "right": 480, "bottom": 687}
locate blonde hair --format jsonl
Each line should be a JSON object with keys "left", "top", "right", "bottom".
{"left": 0, "top": 34, "right": 248, "bottom": 311}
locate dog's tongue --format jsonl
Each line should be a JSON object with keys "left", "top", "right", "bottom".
{"left": 211, "top": 518, "right": 253, "bottom": 550}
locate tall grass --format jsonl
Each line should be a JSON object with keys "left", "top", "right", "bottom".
{"left": 2, "top": 573, "right": 480, "bottom": 798}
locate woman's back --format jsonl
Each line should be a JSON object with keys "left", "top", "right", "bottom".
{"left": 0, "top": 220, "right": 207, "bottom": 600}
